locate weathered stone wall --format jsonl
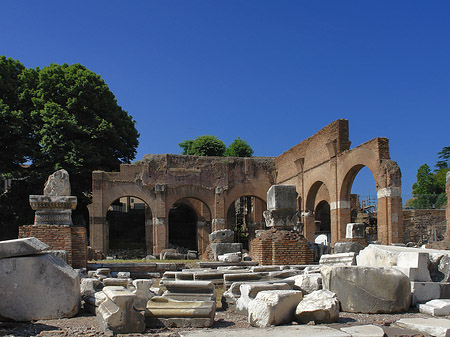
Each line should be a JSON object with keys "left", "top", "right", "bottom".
{"left": 403, "top": 209, "right": 446, "bottom": 244}
{"left": 18, "top": 225, "right": 87, "bottom": 268}
{"left": 275, "top": 119, "right": 403, "bottom": 245}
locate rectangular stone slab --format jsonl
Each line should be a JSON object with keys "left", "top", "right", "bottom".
{"left": 0, "top": 237, "right": 49, "bottom": 259}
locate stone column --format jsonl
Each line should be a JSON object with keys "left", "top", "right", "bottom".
{"left": 90, "top": 170, "right": 107, "bottom": 252}
{"left": 153, "top": 184, "right": 167, "bottom": 255}
{"left": 377, "top": 186, "right": 403, "bottom": 245}
{"left": 302, "top": 212, "right": 315, "bottom": 242}
{"left": 213, "top": 186, "right": 226, "bottom": 232}
{"left": 330, "top": 200, "right": 351, "bottom": 243}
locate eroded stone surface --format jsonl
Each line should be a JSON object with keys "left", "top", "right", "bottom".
{"left": 295, "top": 290, "right": 339, "bottom": 324}
{"left": 396, "top": 317, "right": 450, "bottom": 337}
{"left": 0, "top": 237, "right": 49, "bottom": 259}
{"left": 0, "top": 253, "right": 80, "bottom": 321}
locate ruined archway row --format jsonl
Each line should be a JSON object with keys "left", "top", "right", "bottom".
{"left": 90, "top": 119, "right": 403, "bottom": 254}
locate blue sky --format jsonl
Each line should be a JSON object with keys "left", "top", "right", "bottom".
{"left": 1, "top": 1, "right": 449, "bottom": 201}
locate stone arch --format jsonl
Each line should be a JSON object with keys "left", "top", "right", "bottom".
{"left": 167, "top": 196, "right": 212, "bottom": 255}
{"left": 105, "top": 194, "right": 153, "bottom": 256}
{"left": 303, "top": 181, "right": 331, "bottom": 241}
{"left": 337, "top": 142, "right": 403, "bottom": 244}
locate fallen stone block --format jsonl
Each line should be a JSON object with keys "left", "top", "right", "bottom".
{"left": 333, "top": 241, "right": 365, "bottom": 254}
{"left": 356, "top": 244, "right": 399, "bottom": 267}
{"left": 396, "top": 317, "right": 450, "bottom": 337}
{"left": 322, "top": 266, "right": 411, "bottom": 313}
{"left": 319, "top": 252, "right": 356, "bottom": 266}
{"left": 0, "top": 253, "right": 80, "bottom": 321}
{"left": 210, "top": 243, "right": 242, "bottom": 261}
{"left": 340, "top": 324, "right": 385, "bottom": 337}
{"left": 248, "top": 290, "right": 302, "bottom": 327}
{"left": 84, "top": 291, "right": 107, "bottom": 314}
{"left": 103, "top": 277, "right": 129, "bottom": 287}
{"left": 132, "top": 279, "right": 155, "bottom": 311}
{"left": 81, "top": 277, "right": 104, "bottom": 299}
{"left": 290, "top": 273, "right": 322, "bottom": 295}
{"left": 236, "top": 282, "right": 291, "bottom": 315}
{"left": 223, "top": 272, "right": 266, "bottom": 289}
{"left": 419, "top": 299, "right": 450, "bottom": 316}
{"left": 218, "top": 252, "right": 241, "bottom": 262}
{"left": 145, "top": 296, "right": 215, "bottom": 327}
{"left": 0, "top": 237, "right": 49, "bottom": 259}
{"left": 194, "top": 270, "right": 225, "bottom": 286}
{"left": 209, "top": 229, "right": 234, "bottom": 243}
{"left": 345, "top": 223, "right": 365, "bottom": 239}
{"left": 163, "top": 280, "right": 216, "bottom": 301}
{"left": 295, "top": 290, "right": 339, "bottom": 324}
{"left": 411, "top": 281, "right": 441, "bottom": 304}
{"left": 96, "top": 286, "right": 145, "bottom": 334}
{"left": 251, "top": 266, "right": 281, "bottom": 272}
{"left": 397, "top": 251, "right": 431, "bottom": 282}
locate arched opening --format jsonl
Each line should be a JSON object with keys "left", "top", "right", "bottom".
{"left": 168, "top": 197, "right": 211, "bottom": 255}
{"left": 305, "top": 181, "right": 330, "bottom": 243}
{"left": 106, "top": 196, "right": 152, "bottom": 258}
{"left": 315, "top": 200, "right": 331, "bottom": 240}
{"left": 226, "top": 196, "right": 267, "bottom": 250}
{"left": 343, "top": 165, "right": 378, "bottom": 242}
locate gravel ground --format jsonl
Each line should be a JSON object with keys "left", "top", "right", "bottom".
{"left": 0, "top": 306, "right": 436, "bottom": 337}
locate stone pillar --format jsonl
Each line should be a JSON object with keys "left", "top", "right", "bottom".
{"left": 153, "top": 184, "right": 167, "bottom": 255}
{"left": 334, "top": 201, "right": 351, "bottom": 243}
{"left": 197, "top": 221, "right": 209, "bottom": 255}
{"left": 213, "top": 186, "right": 226, "bottom": 232}
{"left": 377, "top": 186, "right": 403, "bottom": 245}
{"left": 145, "top": 207, "right": 153, "bottom": 255}
{"left": 91, "top": 170, "right": 107, "bottom": 252}
{"left": 446, "top": 172, "right": 450, "bottom": 242}
{"left": 303, "top": 212, "right": 315, "bottom": 242}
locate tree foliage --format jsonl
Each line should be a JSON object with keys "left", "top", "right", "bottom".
{"left": 179, "top": 135, "right": 226, "bottom": 156}
{"left": 409, "top": 147, "right": 449, "bottom": 209}
{"left": 0, "top": 56, "right": 139, "bottom": 238}
{"left": 179, "top": 135, "right": 253, "bottom": 158}
{"left": 225, "top": 137, "right": 254, "bottom": 157}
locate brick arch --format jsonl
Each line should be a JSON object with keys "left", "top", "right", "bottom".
{"left": 165, "top": 185, "right": 214, "bottom": 218}
{"left": 303, "top": 180, "right": 331, "bottom": 241}
{"left": 224, "top": 183, "right": 268, "bottom": 213}
{"left": 101, "top": 184, "right": 156, "bottom": 219}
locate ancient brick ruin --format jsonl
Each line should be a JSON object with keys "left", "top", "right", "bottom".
{"left": 90, "top": 119, "right": 404, "bottom": 257}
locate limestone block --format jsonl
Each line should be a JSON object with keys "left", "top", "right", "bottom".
{"left": 440, "top": 282, "right": 450, "bottom": 299}
{"left": 291, "top": 273, "right": 322, "bottom": 294}
{"left": 84, "top": 291, "right": 107, "bottom": 314}
{"left": 95, "top": 268, "right": 111, "bottom": 277}
{"left": 267, "top": 185, "right": 297, "bottom": 210}
{"left": 43, "top": 169, "right": 71, "bottom": 196}
{"left": 175, "top": 271, "right": 195, "bottom": 280}
{"left": 221, "top": 282, "right": 242, "bottom": 311}
{"left": 103, "top": 277, "right": 129, "bottom": 287}
{"left": 396, "top": 317, "right": 450, "bottom": 337}
{"left": 163, "top": 280, "right": 215, "bottom": 301}
{"left": 251, "top": 266, "right": 281, "bottom": 272}
{"left": 80, "top": 278, "right": 103, "bottom": 299}
{"left": 438, "top": 254, "right": 450, "bottom": 282}
{"left": 0, "top": 237, "right": 49, "bottom": 259}
{"left": 397, "top": 251, "right": 431, "bottom": 282}
{"left": 356, "top": 244, "right": 399, "bottom": 267}
{"left": 96, "top": 286, "right": 145, "bottom": 334}
{"left": 117, "top": 271, "right": 131, "bottom": 278}
{"left": 295, "top": 290, "right": 339, "bottom": 324}
{"left": 411, "top": 281, "right": 441, "bottom": 304}
{"left": 145, "top": 296, "right": 215, "bottom": 327}
{"left": 345, "top": 223, "right": 365, "bottom": 239}
{"left": 224, "top": 272, "right": 266, "bottom": 288}
{"left": 218, "top": 252, "right": 242, "bottom": 262}
{"left": 319, "top": 252, "right": 356, "bottom": 266}
{"left": 333, "top": 241, "right": 365, "bottom": 254}
{"left": 132, "top": 279, "right": 155, "bottom": 311}
{"left": 268, "top": 270, "right": 301, "bottom": 279}
{"left": 419, "top": 299, "right": 450, "bottom": 316}
{"left": 323, "top": 266, "right": 411, "bottom": 313}
{"left": 247, "top": 290, "right": 303, "bottom": 327}
{"left": 45, "top": 250, "right": 68, "bottom": 263}
{"left": 340, "top": 325, "right": 385, "bottom": 337}
{"left": 210, "top": 243, "right": 242, "bottom": 260}
{"left": 162, "top": 251, "right": 184, "bottom": 260}
{"left": 0, "top": 253, "right": 80, "bottom": 321}
{"left": 209, "top": 229, "right": 234, "bottom": 243}
{"left": 236, "top": 282, "right": 291, "bottom": 315}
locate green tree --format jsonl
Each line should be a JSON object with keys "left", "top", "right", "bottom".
{"left": 410, "top": 164, "right": 440, "bottom": 208}
{"left": 179, "top": 135, "right": 226, "bottom": 156}
{"left": 225, "top": 137, "right": 254, "bottom": 157}
{"left": 0, "top": 57, "right": 140, "bottom": 239}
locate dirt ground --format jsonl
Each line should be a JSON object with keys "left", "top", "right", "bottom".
{"left": 0, "top": 306, "right": 436, "bottom": 337}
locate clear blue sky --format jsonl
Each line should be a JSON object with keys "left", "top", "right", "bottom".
{"left": 1, "top": 1, "right": 449, "bottom": 201}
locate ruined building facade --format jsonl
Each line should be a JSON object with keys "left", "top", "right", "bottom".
{"left": 90, "top": 119, "right": 404, "bottom": 255}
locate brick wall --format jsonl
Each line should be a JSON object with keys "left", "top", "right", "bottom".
{"left": 18, "top": 225, "right": 87, "bottom": 268}
{"left": 403, "top": 209, "right": 446, "bottom": 244}
{"left": 251, "top": 229, "right": 314, "bottom": 265}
